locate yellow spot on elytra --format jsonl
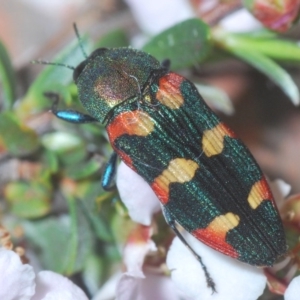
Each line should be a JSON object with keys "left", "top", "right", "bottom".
{"left": 202, "top": 123, "right": 235, "bottom": 157}
{"left": 152, "top": 158, "right": 199, "bottom": 204}
{"left": 248, "top": 179, "right": 271, "bottom": 209}
{"left": 156, "top": 89, "right": 184, "bottom": 109}
{"left": 192, "top": 212, "right": 240, "bottom": 258}
{"left": 130, "top": 111, "right": 155, "bottom": 136}
{"left": 209, "top": 213, "right": 240, "bottom": 233}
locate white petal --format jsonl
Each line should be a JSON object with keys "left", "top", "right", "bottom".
{"left": 116, "top": 273, "right": 143, "bottom": 300}
{"left": 139, "top": 272, "right": 182, "bottom": 300}
{"left": 116, "top": 162, "right": 161, "bottom": 225}
{"left": 0, "top": 248, "right": 35, "bottom": 300}
{"left": 220, "top": 9, "right": 262, "bottom": 32}
{"left": 285, "top": 275, "right": 300, "bottom": 300}
{"left": 269, "top": 179, "right": 291, "bottom": 209}
{"left": 124, "top": 241, "right": 157, "bottom": 278}
{"left": 92, "top": 272, "right": 122, "bottom": 300}
{"left": 123, "top": 225, "right": 157, "bottom": 277}
{"left": 124, "top": 0, "right": 194, "bottom": 34}
{"left": 32, "top": 271, "right": 88, "bottom": 300}
{"left": 116, "top": 271, "right": 181, "bottom": 300}
{"left": 167, "top": 234, "right": 266, "bottom": 300}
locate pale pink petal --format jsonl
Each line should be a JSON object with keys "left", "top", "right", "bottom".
{"left": 220, "top": 9, "right": 262, "bottom": 32}
{"left": 32, "top": 271, "right": 88, "bottom": 300}
{"left": 123, "top": 225, "right": 157, "bottom": 277}
{"left": 269, "top": 179, "right": 291, "bottom": 209}
{"left": 124, "top": 241, "right": 157, "bottom": 278}
{"left": 285, "top": 275, "right": 300, "bottom": 300}
{"left": 92, "top": 272, "right": 121, "bottom": 300}
{"left": 116, "top": 162, "right": 161, "bottom": 226}
{"left": 116, "top": 273, "right": 144, "bottom": 300}
{"left": 116, "top": 271, "right": 181, "bottom": 300}
{"left": 0, "top": 248, "right": 35, "bottom": 300}
{"left": 167, "top": 234, "right": 266, "bottom": 300}
{"left": 139, "top": 272, "right": 182, "bottom": 300}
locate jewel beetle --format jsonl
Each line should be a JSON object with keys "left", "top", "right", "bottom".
{"left": 45, "top": 26, "right": 287, "bottom": 292}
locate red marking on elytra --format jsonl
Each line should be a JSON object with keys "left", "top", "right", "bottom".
{"left": 259, "top": 177, "right": 273, "bottom": 200}
{"left": 107, "top": 110, "right": 139, "bottom": 143}
{"left": 118, "top": 150, "right": 135, "bottom": 170}
{"left": 158, "top": 72, "right": 183, "bottom": 93}
{"left": 156, "top": 73, "right": 185, "bottom": 108}
{"left": 151, "top": 181, "right": 169, "bottom": 205}
{"left": 192, "top": 227, "right": 239, "bottom": 259}
{"left": 220, "top": 123, "right": 237, "bottom": 139}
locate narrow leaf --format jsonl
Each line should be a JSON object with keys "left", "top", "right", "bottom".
{"left": 226, "top": 35, "right": 300, "bottom": 61}
{"left": 0, "top": 40, "right": 16, "bottom": 109}
{"left": 19, "top": 36, "right": 92, "bottom": 119}
{"left": 195, "top": 83, "right": 234, "bottom": 115}
{"left": 231, "top": 49, "right": 299, "bottom": 105}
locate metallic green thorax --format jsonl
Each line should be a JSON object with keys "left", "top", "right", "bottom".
{"left": 76, "top": 48, "right": 161, "bottom": 123}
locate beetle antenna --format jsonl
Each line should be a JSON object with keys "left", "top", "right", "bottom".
{"left": 32, "top": 59, "right": 75, "bottom": 70}
{"left": 73, "top": 23, "right": 88, "bottom": 59}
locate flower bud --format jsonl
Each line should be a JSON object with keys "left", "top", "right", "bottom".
{"left": 243, "top": 0, "right": 300, "bottom": 32}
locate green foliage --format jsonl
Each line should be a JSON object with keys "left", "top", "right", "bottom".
{"left": 0, "top": 40, "right": 16, "bottom": 109}
{"left": 143, "top": 18, "right": 211, "bottom": 69}
{"left": 0, "top": 111, "right": 40, "bottom": 156}
{"left": 212, "top": 28, "right": 300, "bottom": 105}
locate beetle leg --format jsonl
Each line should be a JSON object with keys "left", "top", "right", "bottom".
{"left": 162, "top": 207, "right": 217, "bottom": 293}
{"left": 45, "top": 91, "right": 97, "bottom": 123}
{"left": 101, "top": 151, "right": 118, "bottom": 191}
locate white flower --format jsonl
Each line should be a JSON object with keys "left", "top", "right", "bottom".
{"left": 116, "top": 162, "right": 161, "bottom": 226}
{"left": 0, "top": 247, "right": 35, "bottom": 300}
{"left": 166, "top": 234, "right": 266, "bottom": 300}
{"left": 285, "top": 275, "right": 300, "bottom": 300}
{"left": 0, "top": 247, "right": 88, "bottom": 300}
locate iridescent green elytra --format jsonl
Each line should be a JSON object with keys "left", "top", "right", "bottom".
{"left": 52, "top": 46, "right": 287, "bottom": 292}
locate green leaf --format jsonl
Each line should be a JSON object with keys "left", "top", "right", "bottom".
{"left": 195, "top": 83, "right": 234, "bottom": 115}
{"left": 65, "top": 196, "right": 95, "bottom": 275}
{"left": 232, "top": 49, "right": 299, "bottom": 105}
{"left": 95, "top": 29, "right": 129, "bottom": 48}
{"left": 41, "top": 150, "right": 59, "bottom": 175}
{"left": 4, "top": 181, "right": 51, "bottom": 218}
{"left": 75, "top": 180, "right": 114, "bottom": 242}
{"left": 82, "top": 254, "right": 105, "bottom": 293}
{"left": 0, "top": 40, "right": 16, "bottom": 110}
{"left": 142, "top": 18, "right": 211, "bottom": 69}
{"left": 18, "top": 36, "right": 92, "bottom": 120}
{"left": 65, "top": 158, "right": 101, "bottom": 180}
{"left": 23, "top": 199, "right": 94, "bottom": 274}
{"left": 221, "top": 33, "right": 300, "bottom": 61}
{"left": 42, "top": 131, "right": 87, "bottom": 165}
{"left": 0, "top": 112, "right": 40, "bottom": 156}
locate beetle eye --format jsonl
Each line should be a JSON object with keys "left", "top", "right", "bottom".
{"left": 73, "top": 60, "right": 86, "bottom": 83}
